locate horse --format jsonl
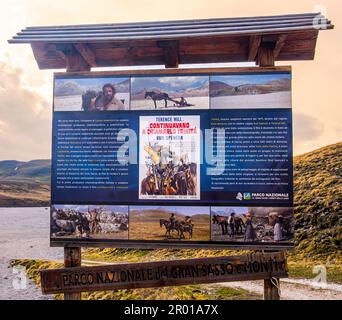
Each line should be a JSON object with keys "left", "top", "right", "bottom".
{"left": 82, "top": 90, "right": 99, "bottom": 111}
{"left": 144, "top": 91, "right": 178, "bottom": 109}
{"left": 178, "top": 221, "right": 193, "bottom": 240}
{"left": 141, "top": 175, "right": 159, "bottom": 195}
{"left": 232, "top": 216, "right": 245, "bottom": 235}
{"left": 160, "top": 219, "right": 179, "bottom": 238}
{"left": 77, "top": 213, "right": 91, "bottom": 237}
{"left": 212, "top": 214, "right": 229, "bottom": 235}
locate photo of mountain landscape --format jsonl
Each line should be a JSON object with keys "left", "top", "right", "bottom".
{"left": 210, "top": 73, "right": 291, "bottom": 109}
{"left": 131, "top": 76, "right": 209, "bottom": 110}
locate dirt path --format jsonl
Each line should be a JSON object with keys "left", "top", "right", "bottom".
{"left": 217, "top": 279, "right": 342, "bottom": 300}
{"left": 0, "top": 207, "right": 63, "bottom": 300}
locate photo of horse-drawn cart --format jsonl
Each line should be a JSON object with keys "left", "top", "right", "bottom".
{"left": 131, "top": 75, "right": 209, "bottom": 110}
{"left": 211, "top": 207, "right": 294, "bottom": 243}
{"left": 51, "top": 205, "right": 128, "bottom": 239}
{"left": 129, "top": 206, "right": 210, "bottom": 241}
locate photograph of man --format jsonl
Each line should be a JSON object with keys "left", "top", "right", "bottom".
{"left": 95, "top": 83, "right": 125, "bottom": 110}
{"left": 244, "top": 212, "right": 256, "bottom": 242}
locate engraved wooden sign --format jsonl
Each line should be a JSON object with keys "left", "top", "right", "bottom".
{"left": 40, "top": 252, "right": 287, "bottom": 294}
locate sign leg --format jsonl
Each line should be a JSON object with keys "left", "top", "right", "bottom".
{"left": 264, "top": 278, "right": 280, "bottom": 300}
{"left": 64, "top": 247, "right": 82, "bottom": 300}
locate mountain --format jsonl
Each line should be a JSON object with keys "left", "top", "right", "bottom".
{"left": 293, "top": 142, "right": 341, "bottom": 258}
{"left": 55, "top": 79, "right": 129, "bottom": 97}
{"left": 0, "top": 159, "right": 51, "bottom": 183}
{"left": 0, "top": 159, "right": 51, "bottom": 206}
{"left": 210, "top": 78, "right": 291, "bottom": 97}
{"left": 131, "top": 82, "right": 209, "bottom": 100}
{"left": 55, "top": 81, "right": 83, "bottom": 96}
{"left": 209, "top": 81, "right": 235, "bottom": 97}
{"left": 114, "top": 79, "right": 130, "bottom": 93}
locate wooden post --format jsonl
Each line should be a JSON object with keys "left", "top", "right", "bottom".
{"left": 62, "top": 50, "right": 89, "bottom": 300}
{"left": 255, "top": 34, "right": 283, "bottom": 302}
{"left": 256, "top": 41, "right": 275, "bottom": 67}
{"left": 264, "top": 278, "right": 280, "bottom": 300}
{"left": 64, "top": 247, "right": 82, "bottom": 300}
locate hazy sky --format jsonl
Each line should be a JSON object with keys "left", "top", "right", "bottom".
{"left": 0, "top": 0, "right": 341, "bottom": 160}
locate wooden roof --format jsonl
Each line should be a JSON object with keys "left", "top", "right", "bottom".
{"left": 8, "top": 13, "right": 333, "bottom": 70}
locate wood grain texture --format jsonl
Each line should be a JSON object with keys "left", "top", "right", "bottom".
{"left": 63, "top": 247, "right": 82, "bottom": 300}
{"left": 41, "top": 252, "right": 288, "bottom": 295}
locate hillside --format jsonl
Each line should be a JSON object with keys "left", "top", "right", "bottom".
{"left": 131, "top": 82, "right": 209, "bottom": 100}
{"left": 293, "top": 142, "right": 341, "bottom": 259}
{"left": 0, "top": 159, "right": 51, "bottom": 206}
{"left": 209, "top": 78, "right": 291, "bottom": 97}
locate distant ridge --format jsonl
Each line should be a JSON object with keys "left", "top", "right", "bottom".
{"left": 0, "top": 159, "right": 51, "bottom": 207}
{"left": 210, "top": 78, "right": 291, "bottom": 97}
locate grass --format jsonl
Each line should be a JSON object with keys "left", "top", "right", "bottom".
{"left": 129, "top": 221, "right": 210, "bottom": 241}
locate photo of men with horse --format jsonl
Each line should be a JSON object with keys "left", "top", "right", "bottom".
{"left": 129, "top": 206, "right": 210, "bottom": 241}
{"left": 211, "top": 207, "right": 294, "bottom": 243}
{"left": 159, "top": 212, "right": 194, "bottom": 240}
{"left": 140, "top": 143, "right": 198, "bottom": 198}
{"left": 51, "top": 205, "right": 129, "bottom": 240}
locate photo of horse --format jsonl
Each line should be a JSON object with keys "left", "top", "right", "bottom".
{"left": 131, "top": 76, "right": 209, "bottom": 109}
{"left": 129, "top": 206, "right": 210, "bottom": 241}
{"left": 51, "top": 205, "right": 128, "bottom": 240}
{"left": 210, "top": 73, "right": 291, "bottom": 109}
{"left": 54, "top": 76, "right": 129, "bottom": 111}
{"left": 211, "top": 207, "right": 294, "bottom": 242}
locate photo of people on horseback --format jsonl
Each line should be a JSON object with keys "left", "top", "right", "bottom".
{"left": 131, "top": 75, "right": 209, "bottom": 110}
{"left": 211, "top": 207, "right": 294, "bottom": 243}
{"left": 54, "top": 76, "right": 129, "bottom": 111}
{"left": 139, "top": 115, "right": 200, "bottom": 200}
{"left": 51, "top": 205, "right": 128, "bottom": 240}
{"left": 129, "top": 206, "right": 210, "bottom": 241}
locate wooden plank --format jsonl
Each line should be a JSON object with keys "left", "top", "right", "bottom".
{"left": 40, "top": 252, "right": 288, "bottom": 295}
{"left": 18, "top": 18, "right": 320, "bottom": 36}
{"left": 74, "top": 43, "right": 97, "bottom": 67}
{"left": 51, "top": 240, "right": 294, "bottom": 251}
{"left": 25, "top": 28, "right": 324, "bottom": 70}
{"left": 248, "top": 35, "right": 261, "bottom": 61}
{"left": 63, "top": 247, "right": 82, "bottom": 300}
{"left": 157, "top": 40, "right": 179, "bottom": 68}
{"left": 54, "top": 65, "right": 291, "bottom": 78}
{"left": 65, "top": 45, "right": 90, "bottom": 72}
{"left": 273, "top": 35, "right": 287, "bottom": 60}
{"left": 25, "top": 13, "right": 321, "bottom": 30}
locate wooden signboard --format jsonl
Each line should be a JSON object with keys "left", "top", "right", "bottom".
{"left": 40, "top": 251, "right": 287, "bottom": 295}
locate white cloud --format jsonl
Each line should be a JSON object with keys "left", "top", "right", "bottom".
{"left": 0, "top": 59, "right": 51, "bottom": 161}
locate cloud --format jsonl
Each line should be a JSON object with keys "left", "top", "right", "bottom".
{"left": 0, "top": 59, "right": 51, "bottom": 161}
{"left": 293, "top": 112, "right": 326, "bottom": 155}
{"left": 159, "top": 76, "right": 207, "bottom": 88}
{"left": 293, "top": 112, "right": 324, "bottom": 142}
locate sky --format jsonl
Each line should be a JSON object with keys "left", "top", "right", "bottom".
{"left": 0, "top": 0, "right": 341, "bottom": 160}
{"left": 132, "top": 76, "right": 208, "bottom": 92}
